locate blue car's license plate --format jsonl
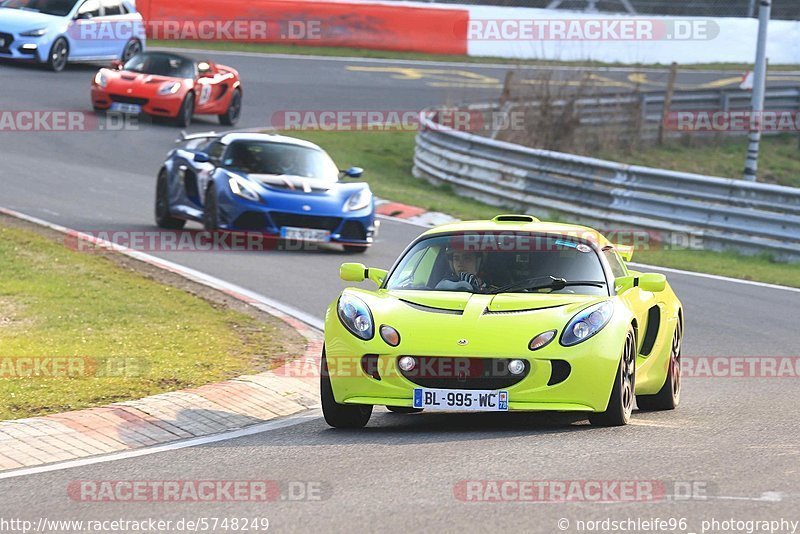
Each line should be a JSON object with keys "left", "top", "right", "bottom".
{"left": 280, "top": 226, "right": 330, "bottom": 242}
{"left": 413, "top": 388, "right": 509, "bottom": 411}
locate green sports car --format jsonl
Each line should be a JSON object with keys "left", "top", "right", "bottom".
{"left": 321, "top": 215, "right": 683, "bottom": 428}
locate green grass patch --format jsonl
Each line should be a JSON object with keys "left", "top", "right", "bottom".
{"left": 594, "top": 134, "right": 800, "bottom": 188}
{"left": 0, "top": 221, "right": 304, "bottom": 421}
{"left": 151, "top": 40, "right": 800, "bottom": 71}
{"left": 284, "top": 129, "right": 800, "bottom": 288}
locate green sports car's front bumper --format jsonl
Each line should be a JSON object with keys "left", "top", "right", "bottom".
{"left": 323, "top": 291, "right": 660, "bottom": 413}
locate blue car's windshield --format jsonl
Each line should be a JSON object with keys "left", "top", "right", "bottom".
{"left": 0, "top": 0, "right": 77, "bottom": 16}
{"left": 223, "top": 141, "right": 340, "bottom": 181}
{"left": 123, "top": 53, "right": 196, "bottom": 79}
{"left": 385, "top": 233, "right": 609, "bottom": 296}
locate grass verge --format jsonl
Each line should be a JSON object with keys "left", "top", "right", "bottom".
{"left": 594, "top": 134, "right": 800, "bottom": 188}
{"left": 0, "top": 217, "right": 306, "bottom": 421}
{"left": 283, "top": 129, "right": 800, "bottom": 288}
{"left": 151, "top": 40, "right": 800, "bottom": 71}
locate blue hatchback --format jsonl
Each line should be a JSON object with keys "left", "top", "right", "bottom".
{"left": 0, "top": 0, "right": 145, "bottom": 72}
{"left": 156, "top": 132, "right": 378, "bottom": 254}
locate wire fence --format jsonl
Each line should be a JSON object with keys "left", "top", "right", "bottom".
{"left": 403, "top": 0, "right": 800, "bottom": 20}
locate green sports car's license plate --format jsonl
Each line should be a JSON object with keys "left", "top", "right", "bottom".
{"left": 413, "top": 388, "right": 509, "bottom": 411}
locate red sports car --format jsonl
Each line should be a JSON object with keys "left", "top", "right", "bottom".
{"left": 91, "top": 51, "right": 242, "bottom": 127}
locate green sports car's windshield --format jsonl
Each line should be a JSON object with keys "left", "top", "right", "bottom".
{"left": 385, "top": 233, "right": 609, "bottom": 296}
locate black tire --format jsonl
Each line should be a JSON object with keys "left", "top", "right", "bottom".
{"left": 202, "top": 184, "right": 219, "bottom": 231}
{"left": 155, "top": 169, "right": 186, "bottom": 229}
{"left": 321, "top": 349, "right": 372, "bottom": 428}
{"left": 343, "top": 244, "right": 368, "bottom": 254}
{"left": 121, "top": 38, "right": 141, "bottom": 62}
{"left": 589, "top": 327, "right": 636, "bottom": 427}
{"left": 386, "top": 406, "right": 423, "bottom": 414}
{"left": 175, "top": 92, "right": 195, "bottom": 127}
{"left": 637, "top": 318, "right": 682, "bottom": 411}
{"left": 218, "top": 89, "right": 242, "bottom": 126}
{"left": 47, "top": 37, "right": 69, "bottom": 72}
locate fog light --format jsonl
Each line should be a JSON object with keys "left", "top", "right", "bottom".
{"left": 380, "top": 325, "right": 400, "bottom": 347}
{"left": 508, "top": 359, "right": 526, "bottom": 375}
{"left": 529, "top": 330, "right": 557, "bottom": 351}
{"left": 398, "top": 356, "right": 416, "bottom": 372}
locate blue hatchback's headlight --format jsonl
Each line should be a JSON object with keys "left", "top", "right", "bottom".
{"left": 560, "top": 301, "right": 614, "bottom": 346}
{"left": 337, "top": 294, "right": 374, "bottom": 340}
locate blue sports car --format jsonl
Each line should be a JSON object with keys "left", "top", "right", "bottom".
{"left": 0, "top": 0, "right": 145, "bottom": 72}
{"left": 156, "top": 131, "right": 378, "bottom": 253}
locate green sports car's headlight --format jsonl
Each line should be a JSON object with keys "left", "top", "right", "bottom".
{"left": 337, "top": 294, "right": 374, "bottom": 340}
{"left": 560, "top": 301, "right": 614, "bottom": 346}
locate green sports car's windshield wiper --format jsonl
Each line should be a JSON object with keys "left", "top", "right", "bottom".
{"left": 491, "top": 276, "right": 606, "bottom": 294}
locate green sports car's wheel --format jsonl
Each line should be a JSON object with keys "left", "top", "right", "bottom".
{"left": 590, "top": 328, "right": 636, "bottom": 427}
{"left": 386, "top": 406, "right": 423, "bottom": 414}
{"left": 637, "top": 319, "right": 682, "bottom": 411}
{"left": 321, "top": 349, "right": 372, "bottom": 428}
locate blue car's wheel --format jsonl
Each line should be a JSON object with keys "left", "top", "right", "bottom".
{"left": 343, "top": 244, "right": 368, "bottom": 254}
{"left": 47, "top": 37, "right": 69, "bottom": 72}
{"left": 589, "top": 327, "right": 636, "bottom": 427}
{"left": 121, "top": 39, "right": 141, "bottom": 62}
{"left": 203, "top": 185, "right": 219, "bottom": 231}
{"left": 155, "top": 169, "right": 186, "bottom": 229}
{"left": 321, "top": 349, "right": 372, "bottom": 429}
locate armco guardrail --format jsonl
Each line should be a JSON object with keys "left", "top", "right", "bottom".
{"left": 490, "top": 87, "right": 800, "bottom": 143}
{"left": 413, "top": 107, "right": 800, "bottom": 261}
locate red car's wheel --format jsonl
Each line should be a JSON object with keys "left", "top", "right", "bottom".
{"left": 175, "top": 92, "right": 195, "bottom": 127}
{"left": 219, "top": 89, "right": 242, "bottom": 126}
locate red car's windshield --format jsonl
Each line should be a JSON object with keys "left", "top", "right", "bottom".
{"left": 123, "top": 52, "right": 196, "bottom": 79}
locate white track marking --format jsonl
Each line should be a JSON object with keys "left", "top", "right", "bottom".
{"left": 150, "top": 47, "right": 774, "bottom": 74}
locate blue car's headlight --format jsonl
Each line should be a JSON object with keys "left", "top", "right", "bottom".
{"left": 228, "top": 175, "right": 261, "bottom": 202}
{"left": 337, "top": 294, "right": 374, "bottom": 340}
{"left": 560, "top": 301, "right": 614, "bottom": 346}
{"left": 20, "top": 28, "right": 48, "bottom": 37}
{"left": 344, "top": 188, "right": 372, "bottom": 211}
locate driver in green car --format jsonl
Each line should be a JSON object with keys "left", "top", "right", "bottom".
{"left": 436, "top": 248, "right": 491, "bottom": 292}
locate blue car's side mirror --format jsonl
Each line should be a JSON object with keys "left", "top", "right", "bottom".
{"left": 342, "top": 167, "right": 364, "bottom": 178}
{"left": 194, "top": 152, "right": 211, "bottom": 163}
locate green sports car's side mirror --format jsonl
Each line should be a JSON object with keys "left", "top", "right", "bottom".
{"left": 340, "top": 263, "right": 387, "bottom": 286}
{"left": 340, "top": 263, "right": 366, "bottom": 282}
{"left": 639, "top": 273, "right": 666, "bottom": 293}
